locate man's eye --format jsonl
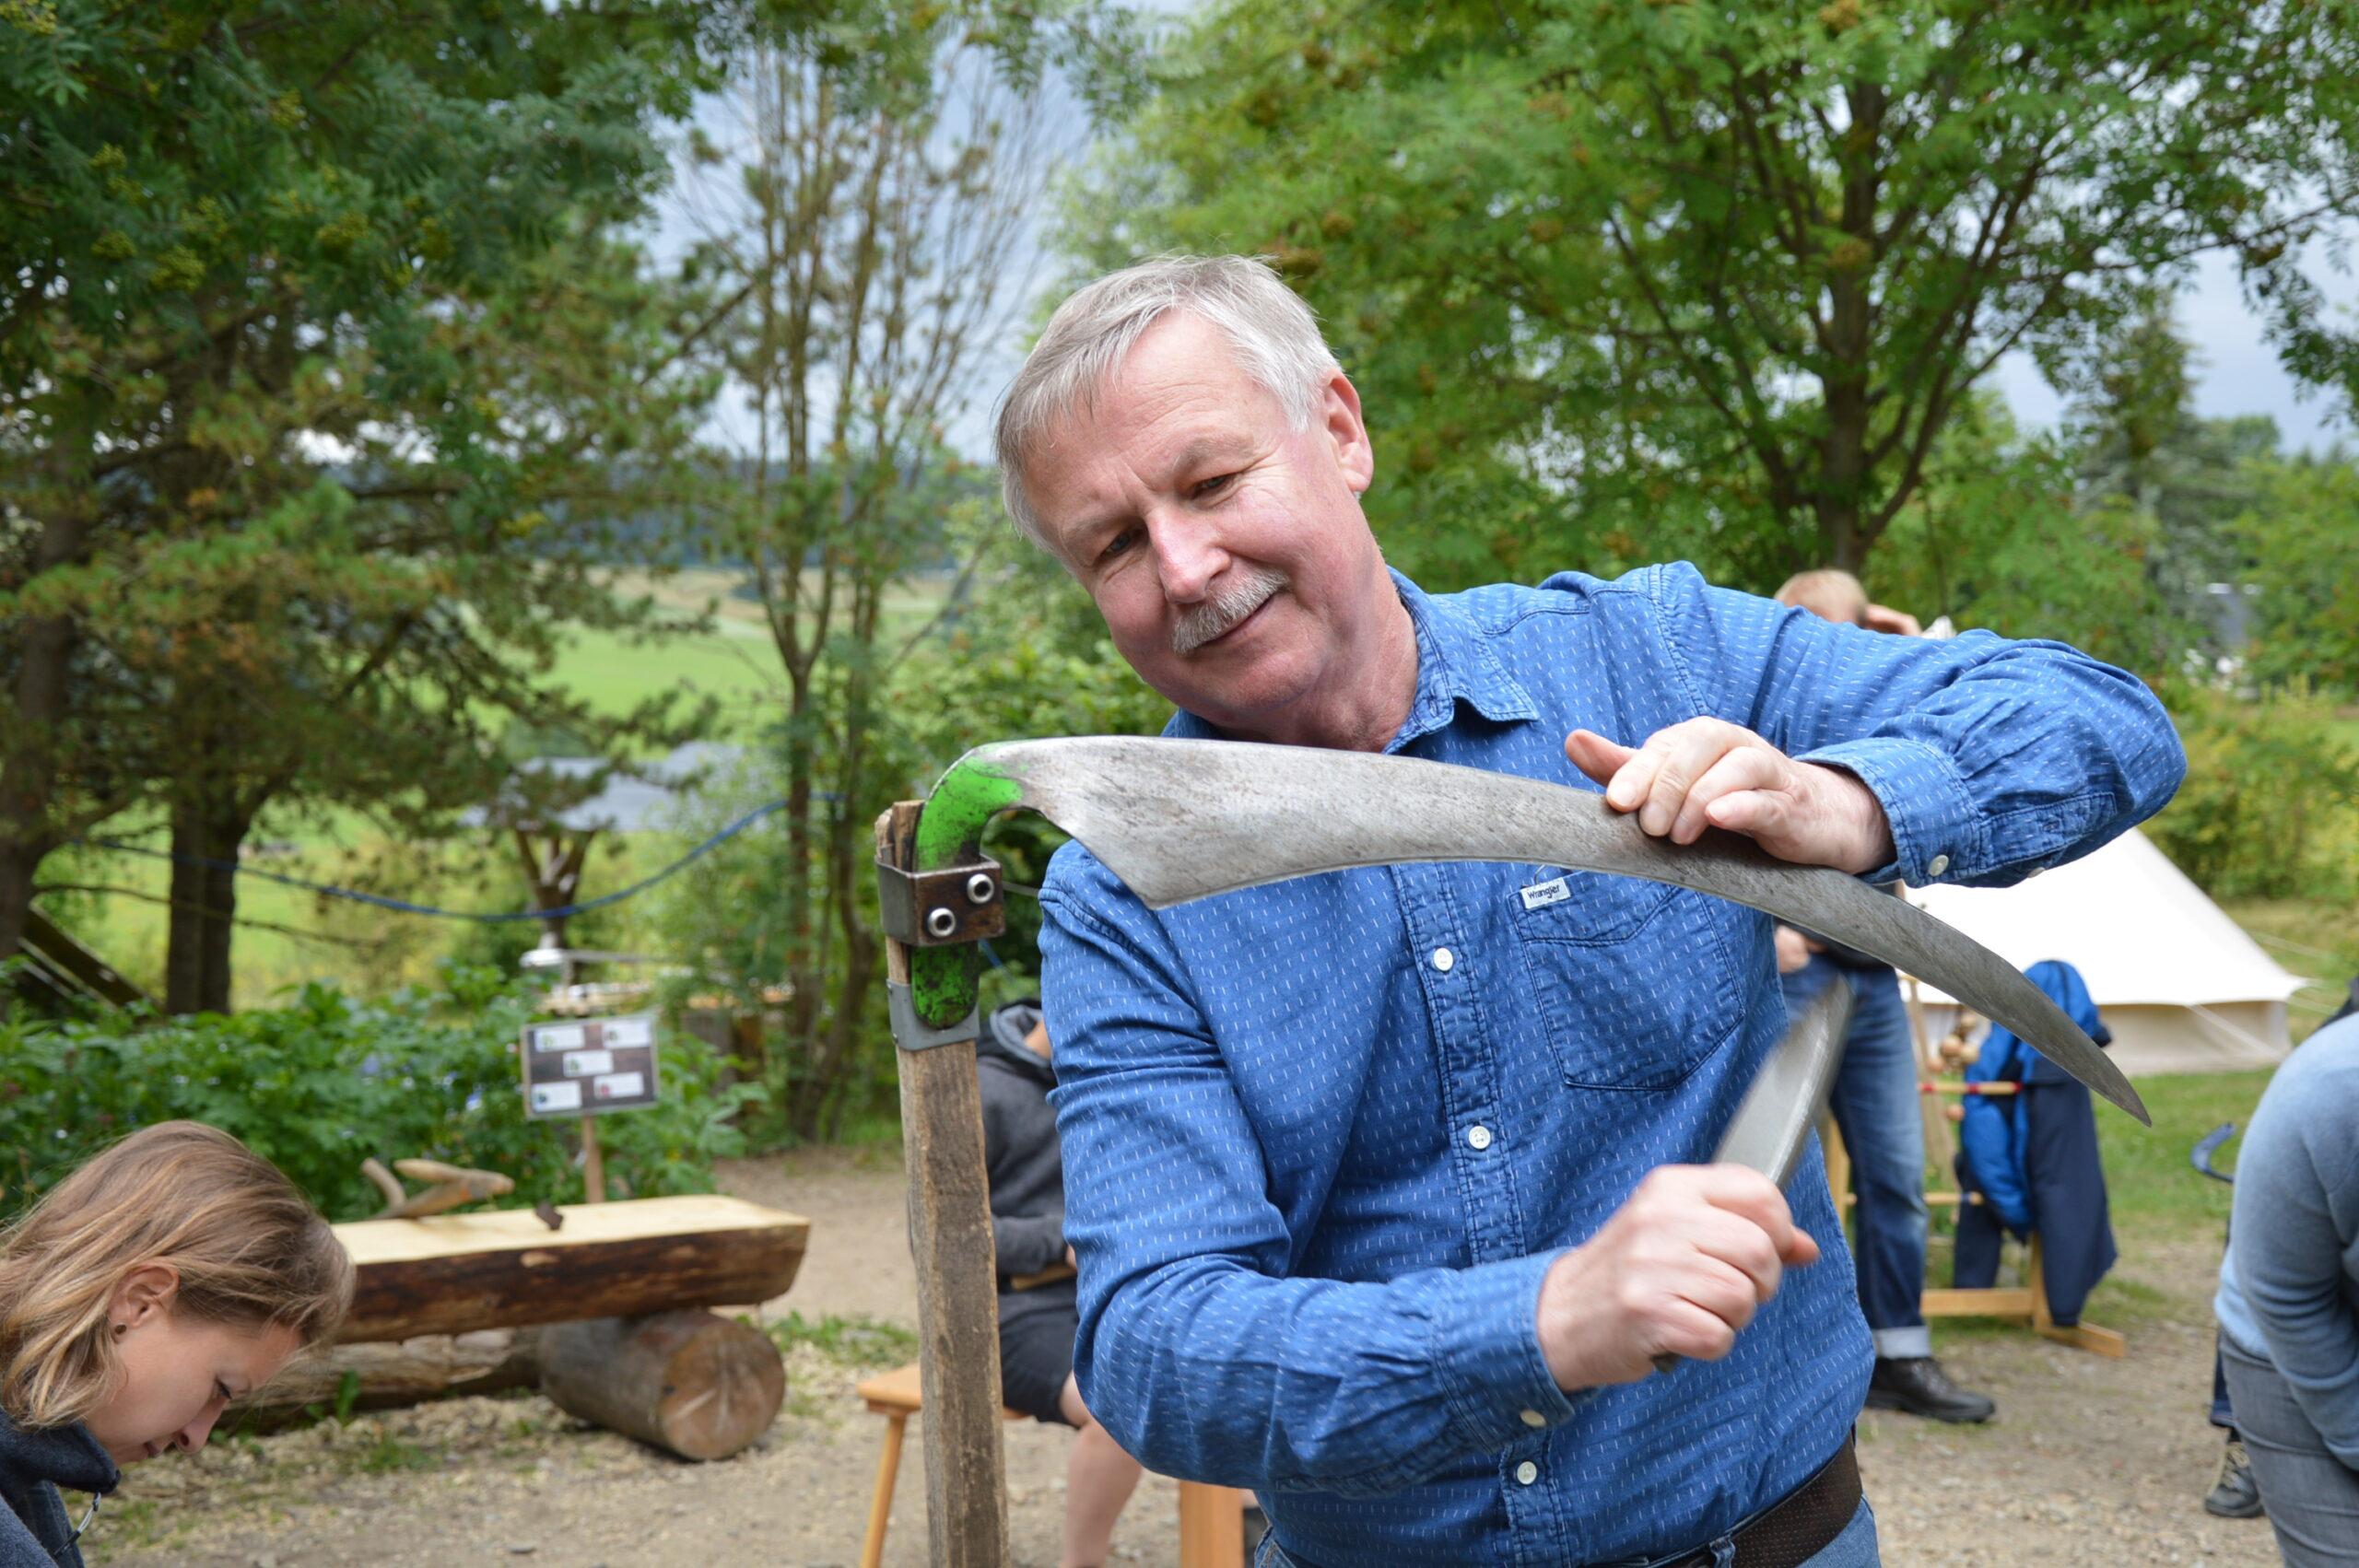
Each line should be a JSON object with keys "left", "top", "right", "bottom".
{"left": 215, "top": 1381, "right": 231, "bottom": 1403}
{"left": 1097, "top": 529, "right": 1139, "bottom": 564}
{"left": 1192, "top": 474, "right": 1236, "bottom": 499}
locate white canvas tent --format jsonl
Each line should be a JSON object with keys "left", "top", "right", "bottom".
{"left": 1904, "top": 828, "right": 2306, "bottom": 1077}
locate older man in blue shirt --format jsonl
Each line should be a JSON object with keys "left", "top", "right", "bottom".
{"left": 993, "top": 255, "right": 2185, "bottom": 1568}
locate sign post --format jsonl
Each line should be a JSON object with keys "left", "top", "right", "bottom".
{"left": 521, "top": 1012, "right": 661, "bottom": 1204}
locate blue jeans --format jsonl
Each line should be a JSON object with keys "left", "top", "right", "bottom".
{"left": 1251, "top": 1498, "right": 1879, "bottom": 1567}
{"left": 2222, "top": 1340, "right": 2359, "bottom": 1565}
{"left": 1784, "top": 956, "right": 1931, "bottom": 1359}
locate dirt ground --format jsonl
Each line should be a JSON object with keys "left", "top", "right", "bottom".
{"left": 87, "top": 1148, "right": 2277, "bottom": 1567}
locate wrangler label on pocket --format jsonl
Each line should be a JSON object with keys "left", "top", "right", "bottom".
{"left": 1520, "top": 875, "right": 1571, "bottom": 911}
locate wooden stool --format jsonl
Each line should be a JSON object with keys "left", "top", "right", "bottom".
{"left": 855, "top": 1361, "right": 1247, "bottom": 1568}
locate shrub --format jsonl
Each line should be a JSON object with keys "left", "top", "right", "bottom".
{"left": 0, "top": 965, "right": 761, "bottom": 1223}
{"left": 2146, "top": 682, "right": 2359, "bottom": 902}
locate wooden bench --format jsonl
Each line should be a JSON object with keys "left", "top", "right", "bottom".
{"left": 855, "top": 1361, "right": 1246, "bottom": 1568}
{"left": 288, "top": 1197, "right": 813, "bottom": 1461}
{"left": 332, "top": 1193, "right": 809, "bottom": 1342}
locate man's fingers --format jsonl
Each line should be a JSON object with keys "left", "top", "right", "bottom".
{"left": 1701, "top": 787, "right": 1790, "bottom": 843}
{"left": 1686, "top": 1164, "right": 1810, "bottom": 1263}
{"left": 1687, "top": 1209, "right": 1785, "bottom": 1303}
{"left": 1634, "top": 725, "right": 1731, "bottom": 836}
{"left": 1671, "top": 748, "right": 1785, "bottom": 845}
{"left": 1564, "top": 729, "right": 1638, "bottom": 792}
{"left": 1650, "top": 1298, "right": 1742, "bottom": 1363}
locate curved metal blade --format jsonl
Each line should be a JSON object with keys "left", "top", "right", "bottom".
{"left": 1720, "top": 980, "right": 1854, "bottom": 1186}
{"left": 967, "top": 736, "right": 2149, "bottom": 1126}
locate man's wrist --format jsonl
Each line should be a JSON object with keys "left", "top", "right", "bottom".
{"left": 1808, "top": 762, "right": 1895, "bottom": 876}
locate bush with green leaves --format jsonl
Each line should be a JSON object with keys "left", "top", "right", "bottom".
{"left": 0, "top": 965, "right": 760, "bottom": 1223}
{"left": 2146, "top": 682, "right": 2359, "bottom": 903}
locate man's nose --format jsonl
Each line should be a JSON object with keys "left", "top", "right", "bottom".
{"left": 1147, "top": 509, "right": 1229, "bottom": 603}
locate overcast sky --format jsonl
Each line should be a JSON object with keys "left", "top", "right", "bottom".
{"left": 1992, "top": 247, "right": 2355, "bottom": 454}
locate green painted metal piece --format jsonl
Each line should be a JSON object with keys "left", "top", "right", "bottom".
{"left": 905, "top": 751, "right": 1027, "bottom": 1030}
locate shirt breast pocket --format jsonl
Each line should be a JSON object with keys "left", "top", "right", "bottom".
{"left": 1510, "top": 872, "right": 1743, "bottom": 1091}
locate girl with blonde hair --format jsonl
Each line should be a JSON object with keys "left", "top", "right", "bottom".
{"left": 0, "top": 1120, "right": 353, "bottom": 1567}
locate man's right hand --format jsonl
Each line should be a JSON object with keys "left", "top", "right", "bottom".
{"left": 1535, "top": 1165, "right": 1820, "bottom": 1389}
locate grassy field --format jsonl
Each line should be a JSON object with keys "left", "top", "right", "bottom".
{"left": 45, "top": 567, "right": 975, "bottom": 1007}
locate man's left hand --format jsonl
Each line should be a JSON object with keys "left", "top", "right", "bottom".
{"left": 1565, "top": 720, "right": 1895, "bottom": 875}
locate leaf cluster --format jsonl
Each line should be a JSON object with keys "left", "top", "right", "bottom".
{"left": 0, "top": 965, "right": 759, "bottom": 1223}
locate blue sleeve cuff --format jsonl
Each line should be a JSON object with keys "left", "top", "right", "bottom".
{"left": 1797, "top": 736, "right": 1984, "bottom": 885}
{"left": 1429, "top": 1251, "right": 1585, "bottom": 1452}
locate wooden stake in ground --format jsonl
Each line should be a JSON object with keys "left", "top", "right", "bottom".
{"left": 877, "top": 802, "right": 1010, "bottom": 1567}
{"left": 581, "top": 1117, "right": 604, "bottom": 1204}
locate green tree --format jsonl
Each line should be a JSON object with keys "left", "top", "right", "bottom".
{"left": 2240, "top": 452, "right": 2359, "bottom": 696}
{"left": 666, "top": 17, "right": 1058, "bottom": 1137}
{"left": 1072, "top": 0, "right": 2359, "bottom": 589}
{"left": 2067, "top": 294, "right": 2280, "bottom": 653}
{"left": 0, "top": 2, "right": 749, "bottom": 1005}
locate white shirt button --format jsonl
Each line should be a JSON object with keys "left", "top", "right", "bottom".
{"left": 1466, "top": 1125, "right": 1494, "bottom": 1152}
{"left": 1430, "top": 946, "right": 1455, "bottom": 973}
{"left": 1515, "top": 1459, "right": 1539, "bottom": 1485}
{"left": 1520, "top": 1409, "right": 1547, "bottom": 1429}
{"left": 1927, "top": 853, "right": 1951, "bottom": 876}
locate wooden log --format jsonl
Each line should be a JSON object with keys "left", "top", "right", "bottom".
{"left": 880, "top": 802, "right": 1010, "bottom": 1567}
{"left": 333, "top": 1195, "right": 808, "bottom": 1343}
{"left": 241, "top": 1328, "right": 541, "bottom": 1416}
{"left": 538, "top": 1311, "right": 784, "bottom": 1461}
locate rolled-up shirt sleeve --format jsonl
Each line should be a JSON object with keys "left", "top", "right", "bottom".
{"left": 1041, "top": 873, "right": 1579, "bottom": 1495}
{"left": 1620, "top": 562, "right": 2188, "bottom": 887}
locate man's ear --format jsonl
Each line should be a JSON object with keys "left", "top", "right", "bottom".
{"left": 1320, "top": 370, "right": 1375, "bottom": 496}
{"left": 111, "top": 1263, "right": 181, "bottom": 1328}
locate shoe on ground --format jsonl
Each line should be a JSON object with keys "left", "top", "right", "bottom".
{"left": 1865, "top": 1355, "right": 1996, "bottom": 1423}
{"left": 2203, "top": 1436, "right": 2264, "bottom": 1519}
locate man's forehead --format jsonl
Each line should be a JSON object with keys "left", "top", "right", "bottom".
{"left": 1030, "top": 322, "right": 1275, "bottom": 486}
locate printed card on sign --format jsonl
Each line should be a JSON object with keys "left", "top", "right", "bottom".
{"left": 520, "top": 1012, "right": 663, "bottom": 1119}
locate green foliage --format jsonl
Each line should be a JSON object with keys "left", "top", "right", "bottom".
{"left": 2241, "top": 456, "right": 2359, "bottom": 697}
{"left": 0, "top": 965, "right": 760, "bottom": 1223}
{"left": 1868, "top": 395, "right": 2194, "bottom": 673}
{"left": 2146, "top": 683, "right": 2359, "bottom": 903}
{"left": 1072, "top": 0, "right": 2359, "bottom": 585}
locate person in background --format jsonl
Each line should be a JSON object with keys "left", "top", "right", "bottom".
{"left": 0, "top": 1121, "right": 354, "bottom": 1568}
{"left": 1771, "top": 568, "right": 1997, "bottom": 1425}
{"left": 980, "top": 998, "right": 1146, "bottom": 1568}
{"left": 2217, "top": 1010, "right": 2359, "bottom": 1564}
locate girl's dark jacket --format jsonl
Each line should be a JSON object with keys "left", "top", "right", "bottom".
{"left": 0, "top": 1405, "right": 116, "bottom": 1568}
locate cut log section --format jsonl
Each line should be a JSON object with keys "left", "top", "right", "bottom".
{"left": 333, "top": 1195, "right": 809, "bottom": 1343}
{"left": 241, "top": 1328, "right": 541, "bottom": 1416}
{"left": 539, "top": 1311, "right": 785, "bottom": 1461}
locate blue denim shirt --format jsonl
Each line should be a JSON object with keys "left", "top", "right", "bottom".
{"left": 1040, "top": 563, "right": 2185, "bottom": 1566}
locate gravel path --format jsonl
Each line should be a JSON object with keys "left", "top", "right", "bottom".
{"left": 87, "top": 1149, "right": 2277, "bottom": 1567}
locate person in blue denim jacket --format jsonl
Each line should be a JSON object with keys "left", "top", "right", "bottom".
{"left": 992, "top": 254, "right": 2186, "bottom": 1568}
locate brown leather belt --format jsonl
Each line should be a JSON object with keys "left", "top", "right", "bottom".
{"left": 1657, "top": 1435, "right": 1862, "bottom": 1568}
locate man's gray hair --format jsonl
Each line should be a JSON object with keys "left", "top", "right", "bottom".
{"left": 995, "top": 254, "right": 1342, "bottom": 544}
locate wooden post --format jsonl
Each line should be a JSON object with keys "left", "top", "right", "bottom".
{"left": 878, "top": 802, "right": 1010, "bottom": 1567}
{"left": 581, "top": 1117, "right": 604, "bottom": 1204}
{"left": 1177, "top": 1482, "right": 1248, "bottom": 1568}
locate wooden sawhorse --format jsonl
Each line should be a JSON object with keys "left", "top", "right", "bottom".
{"left": 856, "top": 1361, "right": 1247, "bottom": 1568}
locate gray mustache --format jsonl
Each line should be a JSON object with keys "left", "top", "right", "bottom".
{"left": 1172, "top": 568, "right": 1288, "bottom": 655}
